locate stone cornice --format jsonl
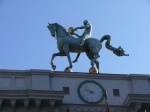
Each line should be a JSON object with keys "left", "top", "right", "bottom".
{"left": 0, "top": 69, "right": 51, "bottom": 76}
{"left": 0, "top": 69, "right": 149, "bottom": 80}
{"left": 129, "top": 74, "right": 150, "bottom": 80}
{"left": 51, "top": 71, "right": 150, "bottom": 80}
{"left": 50, "top": 71, "right": 129, "bottom": 80}
{"left": 123, "top": 94, "right": 150, "bottom": 106}
{"left": 0, "top": 90, "right": 65, "bottom": 100}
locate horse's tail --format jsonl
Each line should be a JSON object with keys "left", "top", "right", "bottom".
{"left": 100, "top": 35, "right": 112, "bottom": 50}
{"left": 100, "top": 35, "right": 129, "bottom": 56}
{"left": 100, "top": 35, "right": 111, "bottom": 43}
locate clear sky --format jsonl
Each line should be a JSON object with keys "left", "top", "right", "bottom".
{"left": 0, "top": 0, "right": 150, "bottom": 74}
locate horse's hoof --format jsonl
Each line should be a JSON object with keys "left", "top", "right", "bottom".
{"left": 89, "top": 67, "right": 99, "bottom": 74}
{"left": 52, "top": 65, "right": 56, "bottom": 70}
{"left": 64, "top": 68, "right": 73, "bottom": 72}
{"left": 72, "top": 60, "right": 77, "bottom": 63}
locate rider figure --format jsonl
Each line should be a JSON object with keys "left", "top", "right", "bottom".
{"left": 73, "top": 20, "right": 92, "bottom": 46}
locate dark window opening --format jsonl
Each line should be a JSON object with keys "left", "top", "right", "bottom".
{"left": 63, "top": 87, "right": 70, "bottom": 94}
{"left": 113, "top": 89, "right": 120, "bottom": 96}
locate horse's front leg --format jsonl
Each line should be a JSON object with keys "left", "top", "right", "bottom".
{"left": 51, "top": 52, "right": 67, "bottom": 70}
{"left": 63, "top": 45, "right": 72, "bottom": 69}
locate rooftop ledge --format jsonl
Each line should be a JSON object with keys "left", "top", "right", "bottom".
{"left": 0, "top": 69, "right": 149, "bottom": 80}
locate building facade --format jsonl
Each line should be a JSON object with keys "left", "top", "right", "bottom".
{"left": 0, "top": 69, "right": 149, "bottom": 112}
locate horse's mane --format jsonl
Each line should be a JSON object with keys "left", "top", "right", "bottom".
{"left": 55, "top": 23, "right": 68, "bottom": 34}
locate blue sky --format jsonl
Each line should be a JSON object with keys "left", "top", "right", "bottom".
{"left": 0, "top": 0, "right": 150, "bottom": 74}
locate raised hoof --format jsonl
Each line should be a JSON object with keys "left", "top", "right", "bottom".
{"left": 72, "top": 60, "right": 77, "bottom": 63}
{"left": 52, "top": 65, "right": 56, "bottom": 70}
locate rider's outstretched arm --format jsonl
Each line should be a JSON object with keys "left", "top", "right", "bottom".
{"left": 74, "top": 26, "right": 86, "bottom": 30}
{"left": 75, "top": 23, "right": 91, "bottom": 30}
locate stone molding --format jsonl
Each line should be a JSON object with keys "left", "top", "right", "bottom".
{"left": 0, "top": 90, "right": 65, "bottom": 111}
{"left": 124, "top": 94, "right": 150, "bottom": 106}
{"left": 0, "top": 90, "right": 65, "bottom": 100}
{"left": 0, "top": 69, "right": 149, "bottom": 80}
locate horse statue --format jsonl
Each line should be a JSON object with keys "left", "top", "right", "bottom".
{"left": 47, "top": 23, "right": 129, "bottom": 73}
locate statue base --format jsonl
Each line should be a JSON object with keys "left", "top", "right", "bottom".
{"left": 89, "top": 67, "right": 99, "bottom": 74}
{"left": 64, "top": 68, "right": 73, "bottom": 72}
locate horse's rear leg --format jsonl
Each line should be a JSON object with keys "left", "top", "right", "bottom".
{"left": 91, "top": 53, "right": 100, "bottom": 65}
{"left": 94, "top": 60, "right": 99, "bottom": 72}
{"left": 86, "top": 51, "right": 100, "bottom": 73}
{"left": 51, "top": 52, "right": 66, "bottom": 70}
{"left": 91, "top": 53, "right": 100, "bottom": 73}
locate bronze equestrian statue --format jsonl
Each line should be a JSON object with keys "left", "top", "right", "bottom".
{"left": 47, "top": 22, "right": 129, "bottom": 73}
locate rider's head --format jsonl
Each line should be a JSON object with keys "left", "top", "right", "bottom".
{"left": 83, "top": 20, "right": 88, "bottom": 25}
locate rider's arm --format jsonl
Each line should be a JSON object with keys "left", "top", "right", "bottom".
{"left": 74, "top": 24, "right": 91, "bottom": 30}
{"left": 74, "top": 26, "right": 86, "bottom": 30}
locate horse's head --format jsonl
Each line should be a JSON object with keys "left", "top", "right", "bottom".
{"left": 47, "top": 23, "right": 69, "bottom": 38}
{"left": 47, "top": 23, "right": 57, "bottom": 37}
